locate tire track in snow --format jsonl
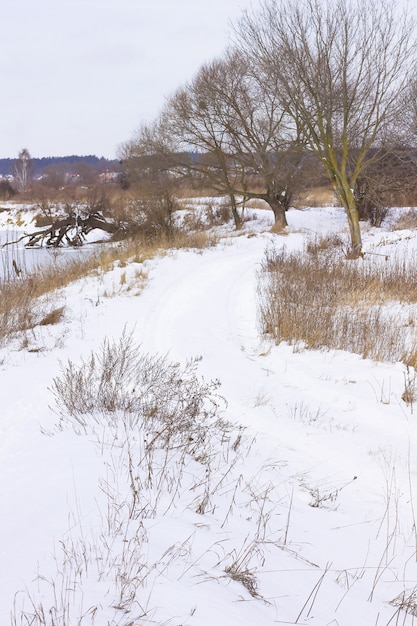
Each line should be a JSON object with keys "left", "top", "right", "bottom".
{"left": 140, "top": 242, "right": 262, "bottom": 359}
{"left": 136, "top": 239, "right": 271, "bottom": 414}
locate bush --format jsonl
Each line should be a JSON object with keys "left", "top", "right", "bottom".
{"left": 0, "top": 179, "right": 16, "bottom": 200}
{"left": 51, "top": 332, "right": 225, "bottom": 454}
{"left": 121, "top": 192, "right": 181, "bottom": 241}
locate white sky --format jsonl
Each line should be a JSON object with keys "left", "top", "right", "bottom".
{"left": 0, "top": 0, "right": 255, "bottom": 159}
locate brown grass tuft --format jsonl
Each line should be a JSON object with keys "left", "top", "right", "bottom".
{"left": 269, "top": 222, "right": 288, "bottom": 235}
{"left": 39, "top": 306, "right": 65, "bottom": 326}
{"left": 294, "top": 185, "right": 339, "bottom": 208}
{"left": 390, "top": 208, "right": 417, "bottom": 231}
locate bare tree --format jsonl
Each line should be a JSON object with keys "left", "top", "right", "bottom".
{"left": 122, "top": 103, "right": 246, "bottom": 229}
{"left": 235, "top": 0, "right": 417, "bottom": 256}
{"left": 40, "top": 164, "right": 67, "bottom": 190}
{"left": 123, "top": 50, "right": 304, "bottom": 230}
{"left": 165, "top": 51, "right": 308, "bottom": 229}
{"left": 189, "top": 51, "right": 305, "bottom": 229}
{"left": 354, "top": 148, "right": 417, "bottom": 226}
{"left": 13, "top": 148, "right": 34, "bottom": 192}
{"left": 0, "top": 179, "right": 16, "bottom": 200}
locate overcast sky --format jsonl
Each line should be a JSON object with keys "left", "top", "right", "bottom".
{"left": 0, "top": 0, "right": 255, "bottom": 159}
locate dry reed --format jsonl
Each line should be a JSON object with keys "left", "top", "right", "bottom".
{"left": 390, "top": 208, "right": 417, "bottom": 231}
{"left": 258, "top": 237, "right": 417, "bottom": 366}
{"left": 293, "top": 186, "right": 339, "bottom": 208}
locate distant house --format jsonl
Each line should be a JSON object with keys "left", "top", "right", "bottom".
{"left": 99, "top": 171, "right": 120, "bottom": 183}
{"left": 64, "top": 172, "right": 82, "bottom": 185}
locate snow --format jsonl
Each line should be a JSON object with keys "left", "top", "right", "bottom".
{"left": 2, "top": 204, "right": 417, "bottom": 625}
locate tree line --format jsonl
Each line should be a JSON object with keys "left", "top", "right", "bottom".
{"left": 0, "top": 155, "right": 117, "bottom": 178}
{"left": 121, "top": 0, "right": 417, "bottom": 258}
{"left": 0, "top": 152, "right": 122, "bottom": 199}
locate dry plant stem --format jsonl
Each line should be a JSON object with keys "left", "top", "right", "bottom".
{"left": 401, "top": 366, "right": 417, "bottom": 412}
{"left": 19, "top": 333, "right": 285, "bottom": 623}
{"left": 283, "top": 489, "right": 293, "bottom": 546}
{"left": 407, "top": 443, "right": 417, "bottom": 562}
{"left": 220, "top": 475, "right": 243, "bottom": 528}
{"left": 389, "top": 587, "right": 417, "bottom": 621}
{"left": 223, "top": 537, "right": 263, "bottom": 599}
{"left": 295, "top": 563, "right": 331, "bottom": 623}
{"left": 369, "top": 459, "right": 400, "bottom": 602}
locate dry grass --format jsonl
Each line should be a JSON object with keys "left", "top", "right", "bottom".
{"left": 244, "top": 198, "right": 270, "bottom": 211}
{"left": 390, "top": 207, "right": 417, "bottom": 231}
{"left": 39, "top": 306, "right": 65, "bottom": 326}
{"left": 269, "top": 221, "right": 289, "bottom": 235}
{"left": 258, "top": 236, "right": 417, "bottom": 366}
{"left": 401, "top": 366, "right": 417, "bottom": 410}
{"left": 0, "top": 227, "right": 217, "bottom": 346}
{"left": 294, "top": 185, "right": 339, "bottom": 208}
{"left": 167, "top": 226, "right": 219, "bottom": 250}
{"left": 0, "top": 251, "right": 111, "bottom": 345}
{"left": 390, "top": 587, "right": 417, "bottom": 618}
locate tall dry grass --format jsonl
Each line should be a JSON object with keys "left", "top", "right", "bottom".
{"left": 293, "top": 185, "right": 339, "bottom": 208}
{"left": 258, "top": 236, "right": 417, "bottom": 366}
{"left": 390, "top": 208, "right": 417, "bottom": 231}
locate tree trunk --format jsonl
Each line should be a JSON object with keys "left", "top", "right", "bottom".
{"left": 229, "top": 193, "right": 244, "bottom": 230}
{"left": 336, "top": 183, "right": 363, "bottom": 258}
{"left": 5, "top": 212, "right": 121, "bottom": 248}
{"left": 265, "top": 190, "right": 288, "bottom": 230}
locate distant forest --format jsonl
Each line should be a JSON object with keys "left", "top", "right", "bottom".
{"left": 0, "top": 155, "right": 121, "bottom": 177}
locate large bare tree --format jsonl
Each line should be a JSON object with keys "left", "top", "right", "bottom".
{"left": 123, "top": 50, "right": 304, "bottom": 230}
{"left": 193, "top": 51, "right": 305, "bottom": 229}
{"left": 235, "top": 0, "right": 416, "bottom": 256}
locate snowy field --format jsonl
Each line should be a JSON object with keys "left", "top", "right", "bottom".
{"left": 2, "top": 203, "right": 417, "bottom": 625}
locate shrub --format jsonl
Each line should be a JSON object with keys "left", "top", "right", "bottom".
{"left": 51, "top": 332, "right": 225, "bottom": 451}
